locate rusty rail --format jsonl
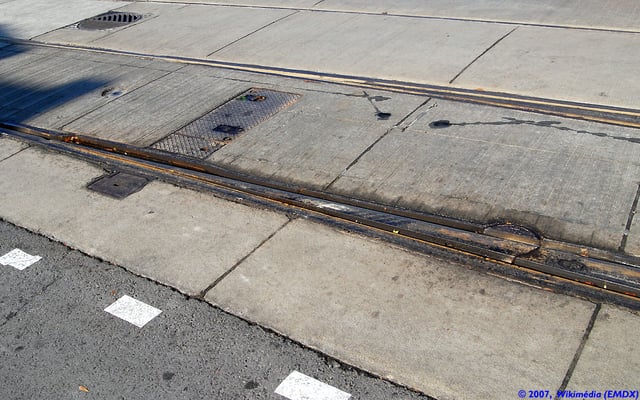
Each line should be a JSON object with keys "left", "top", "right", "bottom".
{"left": 3, "top": 121, "right": 640, "bottom": 308}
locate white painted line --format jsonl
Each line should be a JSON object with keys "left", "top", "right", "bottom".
{"left": 275, "top": 371, "right": 351, "bottom": 400}
{"left": 0, "top": 248, "right": 42, "bottom": 270}
{"left": 104, "top": 295, "right": 162, "bottom": 328}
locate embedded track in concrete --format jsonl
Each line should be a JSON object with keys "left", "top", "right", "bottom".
{"left": 5, "top": 38, "right": 640, "bottom": 129}
{"left": 2, "top": 121, "right": 640, "bottom": 309}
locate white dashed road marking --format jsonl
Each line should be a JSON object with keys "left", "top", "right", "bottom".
{"left": 275, "top": 370, "right": 351, "bottom": 400}
{"left": 0, "top": 248, "right": 42, "bottom": 270}
{"left": 104, "top": 295, "right": 162, "bottom": 328}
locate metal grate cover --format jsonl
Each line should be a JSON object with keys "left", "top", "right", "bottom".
{"left": 78, "top": 11, "right": 143, "bottom": 31}
{"left": 152, "top": 88, "right": 300, "bottom": 159}
{"left": 87, "top": 172, "right": 151, "bottom": 199}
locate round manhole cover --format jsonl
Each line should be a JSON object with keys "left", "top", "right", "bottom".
{"left": 484, "top": 223, "right": 541, "bottom": 246}
{"left": 78, "top": 11, "right": 143, "bottom": 31}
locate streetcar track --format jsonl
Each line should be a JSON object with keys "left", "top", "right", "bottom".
{"left": 2, "top": 121, "right": 640, "bottom": 308}
{"left": 3, "top": 38, "right": 640, "bottom": 129}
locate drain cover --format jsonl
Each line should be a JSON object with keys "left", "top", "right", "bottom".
{"left": 78, "top": 11, "right": 143, "bottom": 31}
{"left": 151, "top": 88, "right": 300, "bottom": 159}
{"left": 87, "top": 172, "right": 151, "bottom": 199}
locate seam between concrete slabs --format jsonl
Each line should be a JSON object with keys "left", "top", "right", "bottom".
{"left": 199, "top": 218, "right": 292, "bottom": 297}
{"left": 556, "top": 303, "right": 602, "bottom": 393}
{"left": 0, "top": 146, "right": 291, "bottom": 296}
{"left": 448, "top": 26, "right": 519, "bottom": 84}
{"left": 619, "top": 183, "right": 640, "bottom": 252}
{"left": 206, "top": 10, "right": 300, "bottom": 56}
{"left": 204, "top": 217, "right": 597, "bottom": 399}
{"left": 0, "top": 138, "right": 29, "bottom": 163}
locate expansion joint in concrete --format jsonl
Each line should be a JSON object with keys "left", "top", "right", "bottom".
{"left": 448, "top": 26, "right": 519, "bottom": 84}
{"left": 198, "top": 219, "right": 292, "bottom": 298}
{"left": 0, "top": 141, "right": 29, "bottom": 163}
{"left": 556, "top": 303, "right": 601, "bottom": 395}
{"left": 207, "top": 10, "right": 300, "bottom": 56}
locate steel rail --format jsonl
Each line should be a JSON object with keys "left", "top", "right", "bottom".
{"left": 4, "top": 38, "right": 640, "bottom": 129}
{"left": 2, "top": 121, "right": 640, "bottom": 306}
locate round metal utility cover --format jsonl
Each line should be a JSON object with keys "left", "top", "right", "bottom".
{"left": 78, "top": 11, "right": 143, "bottom": 31}
{"left": 484, "top": 223, "right": 541, "bottom": 246}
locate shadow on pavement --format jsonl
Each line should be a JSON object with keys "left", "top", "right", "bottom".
{"left": 0, "top": 24, "right": 107, "bottom": 126}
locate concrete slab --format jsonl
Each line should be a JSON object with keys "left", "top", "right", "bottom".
{"left": 206, "top": 78, "right": 426, "bottom": 188}
{"left": 212, "top": 11, "right": 513, "bottom": 84}
{"left": 315, "top": 0, "right": 640, "bottom": 32}
{"left": 40, "top": 3, "right": 295, "bottom": 58}
{"left": 329, "top": 99, "right": 640, "bottom": 252}
{"left": 133, "top": 0, "right": 640, "bottom": 31}
{"left": 567, "top": 305, "right": 640, "bottom": 388}
{"left": 0, "top": 50, "right": 181, "bottom": 129}
{"left": 0, "top": 0, "right": 128, "bottom": 39}
{"left": 0, "top": 52, "right": 175, "bottom": 129}
{"left": 0, "top": 136, "right": 28, "bottom": 161}
{"left": 0, "top": 146, "right": 289, "bottom": 295}
{"left": 63, "top": 70, "right": 247, "bottom": 146}
{"left": 455, "top": 26, "right": 640, "bottom": 109}
{"left": 207, "top": 218, "right": 595, "bottom": 400}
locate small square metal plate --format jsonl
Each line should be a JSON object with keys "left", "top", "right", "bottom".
{"left": 87, "top": 172, "right": 151, "bottom": 199}
{"left": 151, "top": 88, "right": 300, "bottom": 159}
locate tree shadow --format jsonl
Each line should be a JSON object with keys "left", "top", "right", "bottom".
{"left": 0, "top": 24, "right": 108, "bottom": 127}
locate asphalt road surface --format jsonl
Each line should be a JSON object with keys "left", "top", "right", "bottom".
{"left": 0, "top": 219, "right": 430, "bottom": 400}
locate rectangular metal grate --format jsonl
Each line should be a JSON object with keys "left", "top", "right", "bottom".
{"left": 87, "top": 172, "right": 151, "bottom": 199}
{"left": 151, "top": 88, "right": 300, "bottom": 159}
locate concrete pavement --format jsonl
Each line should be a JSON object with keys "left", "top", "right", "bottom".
{"left": 1, "top": 42, "right": 639, "bottom": 254}
{"left": 1, "top": 1, "right": 640, "bottom": 399}
{"left": 1, "top": 220, "right": 425, "bottom": 400}
{"left": 20, "top": 0, "right": 640, "bottom": 108}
